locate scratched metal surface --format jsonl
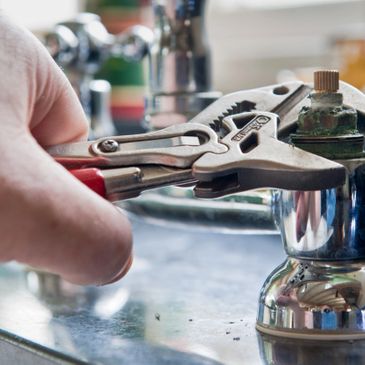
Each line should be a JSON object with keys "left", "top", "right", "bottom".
{"left": 0, "top": 217, "right": 364, "bottom": 364}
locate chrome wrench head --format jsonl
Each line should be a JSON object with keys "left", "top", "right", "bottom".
{"left": 189, "top": 81, "right": 313, "bottom": 139}
{"left": 48, "top": 80, "right": 356, "bottom": 200}
{"left": 192, "top": 112, "right": 346, "bottom": 198}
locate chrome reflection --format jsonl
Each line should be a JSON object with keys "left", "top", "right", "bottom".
{"left": 257, "top": 331, "right": 365, "bottom": 365}
{"left": 25, "top": 269, "right": 95, "bottom": 313}
{"left": 257, "top": 257, "right": 365, "bottom": 337}
{"left": 258, "top": 162, "right": 365, "bottom": 337}
{"left": 277, "top": 163, "right": 365, "bottom": 260}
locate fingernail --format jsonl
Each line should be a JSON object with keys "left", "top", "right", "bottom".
{"left": 101, "top": 253, "right": 133, "bottom": 285}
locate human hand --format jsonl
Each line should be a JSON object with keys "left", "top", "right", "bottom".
{"left": 0, "top": 15, "right": 132, "bottom": 285}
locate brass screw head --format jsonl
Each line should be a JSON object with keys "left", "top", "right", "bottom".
{"left": 314, "top": 70, "right": 339, "bottom": 93}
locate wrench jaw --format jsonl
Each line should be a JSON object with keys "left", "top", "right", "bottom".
{"left": 194, "top": 164, "right": 346, "bottom": 199}
{"left": 192, "top": 112, "right": 347, "bottom": 199}
{"left": 189, "top": 80, "right": 312, "bottom": 139}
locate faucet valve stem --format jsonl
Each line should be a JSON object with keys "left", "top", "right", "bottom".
{"left": 313, "top": 70, "right": 339, "bottom": 93}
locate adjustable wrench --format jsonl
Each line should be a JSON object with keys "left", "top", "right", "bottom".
{"left": 48, "top": 81, "right": 351, "bottom": 201}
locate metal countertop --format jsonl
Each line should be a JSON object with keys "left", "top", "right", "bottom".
{"left": 0, "top": 217, "right": 364, "bottom": 364}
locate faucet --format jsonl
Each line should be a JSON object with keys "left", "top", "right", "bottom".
{"left": 257, "top": 70, "right": 365, "bottom": 340}
{"left": 45, "top": 1, "right": 219, "bottom": 136}
{"left": 144, "top": 0, "right": 221, "bottom": 129}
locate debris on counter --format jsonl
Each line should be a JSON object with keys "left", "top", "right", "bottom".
{"left": 233, "top": 337, "right": 240, "bottom": 341}
{"left": 188, "top": 318, "right": 193, "bottom": 322}
{"left": 226, "top": 331, "right": 231, "bottom": 335}
{"left": 155, "top": 313, "right": 160, "bottom": 321}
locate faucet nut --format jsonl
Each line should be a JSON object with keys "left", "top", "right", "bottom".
{"left": 291, "top": 70, "right": 363, "bottom": 159}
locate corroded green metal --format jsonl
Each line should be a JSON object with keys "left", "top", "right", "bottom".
{"left": 291, "top": 91, "right": 365, "bottom": 159}
{"left": 297, "top": 93, "right": 358, "bottom": 136}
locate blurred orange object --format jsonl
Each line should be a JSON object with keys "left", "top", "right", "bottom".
{"left": 334, "top": 37, "right": 365, "bottom": 91}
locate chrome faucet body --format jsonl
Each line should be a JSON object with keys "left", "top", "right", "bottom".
{"left": 279, "top": 162, "right": 365, "bottom": 261}
{"left": 257, "top": 71, "right": 365, "bottom": 339}
{"left": 257, "top": 166, "right": 365, "bottom": 339}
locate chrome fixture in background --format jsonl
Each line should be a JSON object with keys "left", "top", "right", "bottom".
{"left": 44, "top": 12, "right": 149, "bottom": 138}
{"left": 144, "top": 0, "right": 221, "bottom": 129}
{"left": 89, "top": 80, "right": 116, "bottom": 137}
{"left": 45, "top": 1, "right": 219, "bottom": 137}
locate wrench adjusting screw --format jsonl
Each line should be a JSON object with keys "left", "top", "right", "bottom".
{"left": 99, "top": 139, "right": 119, "bottom": 153}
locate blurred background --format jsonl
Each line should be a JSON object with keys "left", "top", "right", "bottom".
{"left": 1, "top": 0, "right": 365, "bottom": 92}
{"left": 1, "top": 0, "right": 365, "bottom": 132}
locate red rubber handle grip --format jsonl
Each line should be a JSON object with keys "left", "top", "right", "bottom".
{"left": 69, "top": 168, "right": 107, "bottom": 198}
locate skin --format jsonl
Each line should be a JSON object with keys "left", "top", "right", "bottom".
{"left": 0, "top": 15, "right": 133, "bottom": 285}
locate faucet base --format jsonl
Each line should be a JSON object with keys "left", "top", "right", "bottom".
{"left": 256, "top": 323, "right": 365, "bottom": 340}
{"left": 257, "top": 257, "right": 365, "bottom": 339}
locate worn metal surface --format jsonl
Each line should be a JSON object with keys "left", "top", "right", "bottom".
{"left": 0, "top": 218, "right": 364, "bottom": 364}
{"left": 0, "top": 217, "right": 280, "bottom": 365}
